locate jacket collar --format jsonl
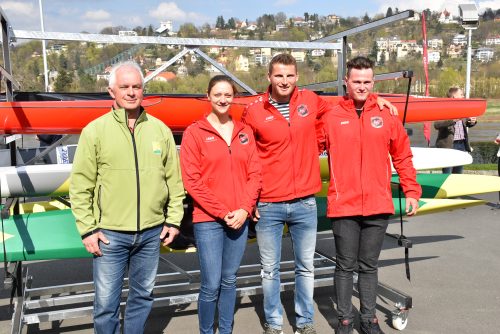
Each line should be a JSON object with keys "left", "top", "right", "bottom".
{"left": 196, "top": 116, "right": 245, "bottom": 142}
{"left": 112, "top": 106, "right": 147, "bottom": 125}
{"left": 338, "top": 93, "right": 379, "bottom": 114}
{"left": 264, "top": 85, "right": 299, "bottom": 107}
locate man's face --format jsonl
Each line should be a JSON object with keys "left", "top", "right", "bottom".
{"left": 345, "top": 68, "right": 374, "bottom": 106}
{"left": 108, "top": 66, "right": 144, "bottom": 112}
{"left": 267, "top": 63, "right": 298, "bottom": 103}
{"left": 451, "top": 89, "right": 464, "bottom": 98}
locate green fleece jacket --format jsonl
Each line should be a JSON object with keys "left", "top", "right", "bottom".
{"left": 70, "top": 107, "right": 185, "bottom": 237}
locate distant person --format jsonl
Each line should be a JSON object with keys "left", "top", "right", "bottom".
{"left": 318, "top": 56, "right": 421, "bottom": 334}
{"left": 180, "top": 75, "right": 261, "bottom": 334}
{"left": 434, "top": 87, "right": 477, "bottom": 174}
{"left": 241, "top": 53, "right": 397, "bottom": 334}
{"left": 495, "top": 132, "right": 500, "bottom": 207}
{"left": 37, "top": 134, "right": 63, "bottom": 147}
{"left": 70, "top": 61, "right": 185, "bottom": 334}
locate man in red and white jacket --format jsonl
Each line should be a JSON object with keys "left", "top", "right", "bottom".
{"left": 318, "top": 56, "right": 421, "bottom": 334}
{"left": 242, "top": 53, "right": 398, "bottom": 334}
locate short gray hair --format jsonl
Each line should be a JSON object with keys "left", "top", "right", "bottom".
{"left": 108, "top": 61, "right": 144, "bottom": 88}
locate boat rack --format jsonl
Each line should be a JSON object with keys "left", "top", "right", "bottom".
{"left": 9, "top": 249, "right": 412, "bottom": 334}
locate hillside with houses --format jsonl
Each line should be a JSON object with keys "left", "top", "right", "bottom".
{"left": 5, "top": 7, "right": 500, "bottom": 98}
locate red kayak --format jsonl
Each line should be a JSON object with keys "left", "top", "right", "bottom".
{"left": 0, "top": 93, "right": 487, "bottom": 134}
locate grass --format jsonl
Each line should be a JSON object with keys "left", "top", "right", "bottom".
{"left": 481, "top": 99, "right": 500, "bottom": 122}
{"left": 464, "top": 163, "right": 498, "bottom": 170}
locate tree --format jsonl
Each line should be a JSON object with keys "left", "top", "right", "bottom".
{"left": 379, "top": 51, "right": 386, "bottom": 65}
{"left": 178, "top": 23, "right": 199, "bottom": 37}
{"left": 216, "top": 16, "right": 226, "bottom": 29}
{"left": 304, "top": 12, "right": 310, "bottom": 22}
{"left": 227, "top": 17, "right": 236, "bottom": 30}
{"left": 386, "top": 7, "right": 393, "bottom": 17}
{"left": 53, "top": 69, "right": 73, "bottom": 92}
{"left": 369, "top": 41, "right": 378, "bottom": 61}
{"left": 275, "top": 12, "right": 287, "bottom": 25}
{"left": 58, "top": 54, "right": 68, "bottom": 70}
{"left": 363, "top": 13, "right": 370, "bottom": 23}
{"left": 482, "top": 8, "right": 495, "bottom": 21}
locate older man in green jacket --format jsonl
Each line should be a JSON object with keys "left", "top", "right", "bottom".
{"left": 70, "top": 60, "right": 184, "bottom": 334}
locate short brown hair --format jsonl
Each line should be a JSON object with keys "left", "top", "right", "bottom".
{"left": 346, "top": 56, "right": 374, "bottom": 77}
{"left": 207, "top": 75, "right": 238, "bottom": 95}
{"left": 268, "top": 53, "right": 297, "bottom": 74}
{"left": 446, "top": 87, "right": 462, "bottom": 98}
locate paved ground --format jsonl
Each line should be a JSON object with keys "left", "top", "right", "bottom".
{"left": 1, "top": 192, "right": 499, "bottom": 334}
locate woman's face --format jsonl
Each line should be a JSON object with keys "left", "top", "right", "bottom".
{"left": 207, "top": 81, "right": 235, "bottom": 115}
{"left": 451, "top": 89, "right": 464, "bottom": 98}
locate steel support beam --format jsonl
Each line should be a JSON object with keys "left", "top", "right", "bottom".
{"left": 12, "top": 30, "right": 341, "bottom": 50}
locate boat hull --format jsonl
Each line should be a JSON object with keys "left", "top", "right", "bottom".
{"left": 0, "top": 94, "right": 487, "bottom": 134}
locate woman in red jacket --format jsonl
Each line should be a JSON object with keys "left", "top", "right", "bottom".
{"left": 180, "top": 75, "right": 262, "bottom": 334}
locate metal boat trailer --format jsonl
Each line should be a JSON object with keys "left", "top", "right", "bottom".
{"left": 8, "top": 249, "right": 411, "bottom": 333}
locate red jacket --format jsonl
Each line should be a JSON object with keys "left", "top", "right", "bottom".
{"left": 242, "top": 87, "right": 333, "bottom": 202}
{"left": 180, "top": 118, "right": 261, "bottom": 223}
{"left": 318, "top": 94, "right": 421, "bottom": 217}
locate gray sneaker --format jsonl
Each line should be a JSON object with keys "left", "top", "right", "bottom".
{"left": 294, "top": 324, "right": 316, "bottom": 334}
{"left": 263, "top": 323, "right": 284, "bottom": 334}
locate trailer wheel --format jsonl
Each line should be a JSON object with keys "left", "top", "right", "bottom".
{"left": 392, "top": 309, "right": 408, "bottom": 330}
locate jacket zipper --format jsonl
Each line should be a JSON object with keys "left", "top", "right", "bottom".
{"left": 129, "top": 119, "right": 141, "bottom": 232}
{"left": 359, "top": 112, "right": 364, "bottom": 215}
{"left": 228, "top": 144, "right": 238, "bottom": 211}
{"left": 270, "top": 100, "right": 297, "bottom": 198}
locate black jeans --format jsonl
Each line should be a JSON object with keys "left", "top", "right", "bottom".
{"left": 331, "top": 215, "right": 389, "bottom": 323}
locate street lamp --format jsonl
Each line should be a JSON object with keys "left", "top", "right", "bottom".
{"left": 459, "top": 3, "right": 479, "bottom": 98}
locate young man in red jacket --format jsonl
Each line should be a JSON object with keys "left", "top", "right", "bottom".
{"left": 242, "top": 54, "right": 398, "bottom": 334}
{"left": 318, "top": 56, "right": 421, "bottom": 334}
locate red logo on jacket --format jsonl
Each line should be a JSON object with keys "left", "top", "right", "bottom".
{"left": 239, "top": 132, "right": 249, "bottom": 145}
{"left": 371, "top": 116, "right": 383, "bottom": 128}
{"left": 297, "top": 104, "right": 309, "bottom": 117}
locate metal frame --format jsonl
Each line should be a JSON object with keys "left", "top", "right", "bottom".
{"left": 11, "top": 250, "right": 412, "bottom": 334}
{"left": 314, "top": 10, "right": 415, "bottom": 94}
{"left": 1, "top": 7, "right": 418, "bottom": 333}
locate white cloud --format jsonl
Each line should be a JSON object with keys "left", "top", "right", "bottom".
{"left": 148, "top": 2, "right": 209, "bottom": 24}
{"left": 1, "top": 1, "right": 36, "bottom": 16}
{"left": 81, "top": 21, "right": 113, "bottom": 32}
{"left": 83, "top": 9, "right": 111, "bottom": 21}
{"left": 477, "top": 0, "right": 500, "bottom": 11}
{"left": 1, "top": 1, "right": 40, "bottom": 31}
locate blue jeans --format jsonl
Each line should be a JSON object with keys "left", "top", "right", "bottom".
{"left": 331, "top": 215, "right": 389, "bottom": 323}
{"left": 255, "top": 196, "right": 317, "bottom": 329}
{"left": 442, "top": 140, "right": 466, "bottom": 174}
{"left": 93, "top": 225, "right": 161, "bottom": 334}
{"left": 194, "top": 221, "right": 249, "bottom": 334}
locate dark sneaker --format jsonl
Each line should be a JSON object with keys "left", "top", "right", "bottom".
{"left": 360, "top": 318, "right": 385, "bottom": 334}
{"left": 336, "top": 319, "right": 353, "bottom": 334}
{"left": 263, "top": 323, "right": 284, "bottom": 334}
{"left": 294, "top": 323, "right": 316, "bottom": 334}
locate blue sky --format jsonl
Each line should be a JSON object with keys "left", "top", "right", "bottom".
{"left": 1, "top": 0, "right": 498, "bottom": 33}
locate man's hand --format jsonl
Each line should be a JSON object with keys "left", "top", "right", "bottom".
{"left": 376, "top": 96, "right": 398, "bottom": 116}
{"left": 226, "top": 209, "right": 249, "bottom": 230}
{"left": 405, "top": 197, "right": 419, "bottom": 216}
{"left": 160, "top": 225, "right": 180, "bottom": 246}
{"left": 82, "top": 231, "right": 109, "bottom": 257}
{"left": 252, "top": 208, "right": 260, "bottom": 222}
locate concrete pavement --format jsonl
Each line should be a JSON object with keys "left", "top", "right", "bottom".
{"left": 1, "top": 192, "right": 499, "bottom": 333}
